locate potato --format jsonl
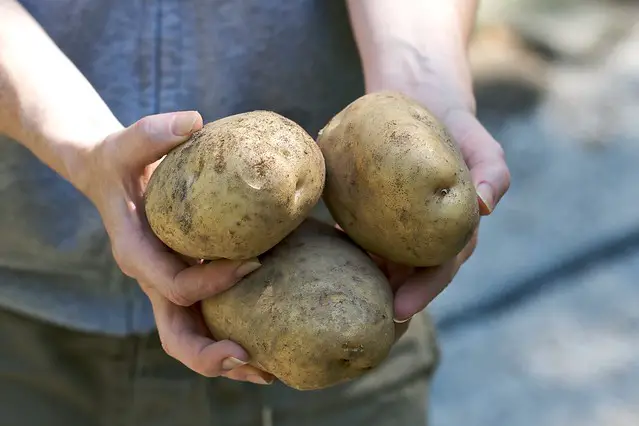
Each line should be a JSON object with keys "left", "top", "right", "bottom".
{"left": 201, "top": 218, "right": 395, "bottom": 391}
{"left": 317, "top": 91, "right": 479, "bottom": 267}
{"left": 144, "top": 111, "right": 325, "bottom": 260}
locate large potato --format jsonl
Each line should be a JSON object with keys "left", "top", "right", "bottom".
{"left": 317, "top": 91, "right": 479, "bottom": 267}
{"left": 201, "top": 218, "right": 395, "bottom": 391}
{"left": 144, "top": 111, "right": 325, "bottom": 260}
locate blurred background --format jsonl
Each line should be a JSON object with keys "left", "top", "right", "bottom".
{"left": 427, "top": 0, "right": 639, "bottom": 424}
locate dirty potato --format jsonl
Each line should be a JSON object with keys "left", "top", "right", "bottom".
{"left": 144, "top": 111, "right": 326, "bottom": 260}
{"left": 201, "top": 218, "right": 395, "bottom": 391}
{"left": 317, "top": 91, "right": 480, "bottom": 267}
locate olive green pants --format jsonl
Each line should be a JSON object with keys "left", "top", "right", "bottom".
{"left": 0, "top": 307, "right": 438, "bottom": 426}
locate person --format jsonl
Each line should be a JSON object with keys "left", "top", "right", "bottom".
{"left": 0, "top": 0, "right": 510, "bottom": 425}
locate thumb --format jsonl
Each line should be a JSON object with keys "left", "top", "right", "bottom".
{"left": 446, "top": 112, "right": 511, "bottom": 215}
{"left": 118, "top": 111, "right": 204, "bottom": 169}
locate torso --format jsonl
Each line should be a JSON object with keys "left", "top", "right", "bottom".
{"left": 0, "top": 0, "right": 364, "bottom": 334}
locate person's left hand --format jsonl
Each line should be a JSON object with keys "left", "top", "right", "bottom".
{"left": 362, "top": 50, "right": 511, "bottom": 328}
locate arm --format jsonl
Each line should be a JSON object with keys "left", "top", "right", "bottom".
{"left": 0, "top": 0, "right": 121, "bottom": 189}
{"left": 348, "top": 0, "right": 478, "bottom": 43}
{"left": 347, "top": 0, "right": 479, "bottom": 116}
{"left": 347, "top": 0, "right": 510, "bottom": 212}
{"left": 346, "top": 0, "right": 511, "bottom": 321}
{"left": 0, "top": 0, "right": 271, "bottom": 384}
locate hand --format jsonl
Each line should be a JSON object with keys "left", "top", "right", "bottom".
{"left": 372, "top": 227, "right": 478, "bottom": 328}
{"left": 364, "top": 47, "right": 511, "bottom": 324}
{"left": 79, "top": 111, "right": 274, "bottom": 385}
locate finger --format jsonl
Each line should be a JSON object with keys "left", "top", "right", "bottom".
{"left": 366, "top": 253, "right": 414, "bottom": 292}
{"left": 115, "top": 111, "right": 204, "bottom": 169}
{"left": 393, "top": 228, "right": 479, "bottom": 322}
{"left": 147, "top": 287, "right": 251, "bottom": 377}
{"left": 140, "top": 245, "right": 261, "bottom": 306}
{"left": 468, "top": 146, "right": 511, "bottom": 215}
{"left": 338, "top": 226, "right": 413, "bottom": 291}
{"left": 111, "top": 209, "right": 262, "bottom": 306}
{"left": 393, "top": 318, "right": 411, "bottom": 343}
{"left": 393, "top": 261, "right": 458, "bottom": 323}
{"left": 117, "top": 224, "right": 260, "bottom": 305}
{"left": 177, "top": 253, "right": 204, "bottom": 267}
{"left": 446, "top": 112, "right": 511, "bottom": 215}
{"left": 367, "top": 253, "right": 390, "bottom": 276}
{"left": 386, "top": 263, "right": 415, "bottom": 292}
{"left": 165, "top": 258, "right": 262, "bottom": 306}
{"left": 223, "top": 365, "right": 276, "bottom": 385}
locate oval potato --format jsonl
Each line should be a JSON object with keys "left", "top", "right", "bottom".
{"left": 144, "top": 111, "right": 325, "bottom": 260}
{"left": 201, "top": 218, "right": 395, "bottom": 391}
{"left": 317, "top": 91, "right": 480, "bottom": 267}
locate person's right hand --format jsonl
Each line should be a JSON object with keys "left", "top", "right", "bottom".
{"left": 79, "top": 110, "right": 274, "bottom": 385}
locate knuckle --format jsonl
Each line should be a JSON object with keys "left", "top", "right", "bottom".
{"left": 191, "top": 357, "right": 220, "bottom": 378}
{"left": 160, "top": 339, "right": 173, "bottom": 358}
{"left": 133, "top": 115, "right": 154, "bottom": 136}
{"left": 111, "top": 243, "right": 135, "bottom": 278}
{"left": 165, "top": 286, "right": 192, "bottom": 307}
{"left": 493, "top": 141, "right": 506, "bottom": 159}
{"left": 206, "top": 275, "right": 234, "bottom": 296}
{"left": 445, "top": 272, "right": 455, "bottom": 286}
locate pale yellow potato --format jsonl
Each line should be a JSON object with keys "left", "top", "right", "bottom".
{"left": 201, "top": 218, "right": 395, "bottom": 391}
{"left": 144, "top": 111, "right": 325, "bottom": 260}
{"left": 317, "top": 91, "right": 480, "bottom": 267}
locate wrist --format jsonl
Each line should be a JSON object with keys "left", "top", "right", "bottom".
{"left": 38, "top": 114, "right": 123, "bottom": 195}
{"left": 0, "top": 0, "right": 124, "bottom": 195}
{"left": 363, "top": 41, "right": 476, "bottom": 118}
{"left": 348, "top": 0, "right": 479, "bottom": 117}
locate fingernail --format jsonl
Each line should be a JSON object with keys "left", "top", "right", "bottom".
{"left": 171, "top": 112, "right": 198, "bottom": 136}
{"left": 393, "top": 316, "right": 412, "bottom": 324}
{"left": 247, "top": 375, "right": 273, "bottom": 385}
{"left": 222, "top": 357, "right": 248, "bottom": 371}
{"left": 476, "top": 182, "right": 493, "bottom": 214}
{"left": 235, "top": 259, "right": 262, "bottom": 278}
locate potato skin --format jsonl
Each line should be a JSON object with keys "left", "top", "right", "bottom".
{"left": 144, "top": 111, "right": 325, "bottom": 260}
{"left": 317, "top": 91, "right": 480, "bottom": 267}
{"left": 201, "top": 218, "right": 395, "bottom": 391}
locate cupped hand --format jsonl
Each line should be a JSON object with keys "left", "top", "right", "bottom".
{"left": 386, "top": 107, "right": 510, "bottom": 324}
{"left": 365, "top": 69, "right": 511, "bottom": 325}
{"left": 373, "top": 226, "right": 478, "bottom": 327}
{"left": 80, "top": 111, "right": 273, "bottom": 385}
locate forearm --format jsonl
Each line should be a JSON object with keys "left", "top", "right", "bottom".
{"left": 347, "top": 0, "right": 479, "bottom": 112}
{"left": 0, "top": 0, "right": 121, "bottom": 185}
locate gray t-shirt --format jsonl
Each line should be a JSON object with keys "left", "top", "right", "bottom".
{"left": 0, "top": 0, "right": 364, "bottom": 335}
